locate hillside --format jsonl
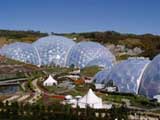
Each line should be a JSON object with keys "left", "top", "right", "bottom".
{"left": 0, "top": 29, "right": 48, "bottom": 47}
{"left": 0, "top": 29, "right": 160, "bottom": 60}
{"left": 61, "top": 31, "right": 160, "bottom": 59}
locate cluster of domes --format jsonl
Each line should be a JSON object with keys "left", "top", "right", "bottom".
{"left": 3, "top": 35, "right": 160, "bottom": 99}
{"left": 93, "top": 55, "right": 160, "bottom": 99}
{"left": 0, "top": 35, "right": 115, "bottom": 69}
{"left": 93, "top": 58, "right": 150, "bottom": 94}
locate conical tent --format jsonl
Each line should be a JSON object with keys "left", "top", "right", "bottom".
{"left": 43, "top": 75, "right": 57, "bottom": 86}
{"left": 78, "top": 89, "right": 103, "bottom": 109}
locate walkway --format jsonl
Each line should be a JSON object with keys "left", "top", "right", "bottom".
{"left": 28, "top": 78, "right": 42, "bottom": 104}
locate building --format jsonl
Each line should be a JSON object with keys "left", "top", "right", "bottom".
{"left": 78, "top": 89, "right": 103, "bottom": 109}
{"left": 43, "top": 75, "right": 57, "bottom": 86}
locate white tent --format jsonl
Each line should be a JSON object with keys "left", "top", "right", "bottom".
{"left": 65, "top": 95, "right": 73, "bottom": 100}
{"left": 78, "top": 89, "right": 103, "bottom": 109}
{"left": 43, "top": 75, "right": 57, "bottom": 86}
{"left": 154, "top": 95, "right": 160, "bottom": 102}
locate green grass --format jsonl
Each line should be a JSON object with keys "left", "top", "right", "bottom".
{"left": 43, "top": 66, "right": 76, "bottom": 74}
{"left": 80, "top": 66, "right": 101, "bottom": 77}
{"left": 45, "top": 86, "right": 67, "bottom": 93}
{"left": 67, "top": 84, "right": 95, "bottom": 96}
{"left": 44, "top": 83, "right": 95, "bottom": 96}
{"left": 101, "top": 93, "right": 160, "bottom": 108}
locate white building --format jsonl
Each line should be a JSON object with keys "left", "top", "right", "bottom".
{"left": 65, "top": 95, "right": 73, "bottom": 100}
{"left": 153, "top": 95, "right": 160, "bottom": 102}
{"left": 105, "top": 86, "right": 117, "bottom": 92}
{"left": 43, "top": 75, "right": 57, "bottom": 86}
{"left": 78, "top": 89, "right": 103, "bottom": 109}
{"left": 95, "top": 84, "right": 105, "bottom": 90}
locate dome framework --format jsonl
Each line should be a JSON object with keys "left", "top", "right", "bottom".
{"left": 93, "top": 58, "right": 150, "bottom": 94}
{"left": 66, "top": 41, "right": 115, "bottom": 69}
{"left": 139, "top": 55, "right": 160, "bottom": 98}
{"left": 0, "top": 42, "right": 40, "bottom": 65}
{"left": 0, "top": 36, "right": 115, "bottom": 69}
{"left": 32, "top": 35, "right": 76, "bottom": 67}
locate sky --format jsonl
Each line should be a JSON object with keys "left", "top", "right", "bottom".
{"left": 0, "top": 0, "right": 160, "bottom": 34}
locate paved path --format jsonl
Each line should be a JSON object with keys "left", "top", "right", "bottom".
{"left": 17, "top": 94, "right": 30, "bottom": 102}
{"left": 21, "top": 82, "right": 26, "bottom": 91}
{"left": 3, "top": 95, "right": 20, "bottom": 103}
{"left": 2, "top": 78, "right": 42, "bottom": 104}
{"left": 28, "top": 79, "right": 42, "bottom": 104}
{"left": 32, "top": 79, "right": 41, "bottom": 93}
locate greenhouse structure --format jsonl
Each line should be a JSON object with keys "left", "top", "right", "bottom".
{"left": 0, "top": 35, "right": 115, "bottom": 69}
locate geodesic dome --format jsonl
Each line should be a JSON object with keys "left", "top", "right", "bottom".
{"left": 66, "top": 41, "right": 115, "bottom": 69}
{"left": 93, "top": 69, "right": 111, "bottom": 84}
{"left": 0, "top": 42, "right": 40, "bottom": 65}
{"left": 86, "top": 58, "right": 113, "bottom": 69}
{"left": 93, "top": 58, "right": 150, "bottom": 94}
{"left": 32, "top": 35, "right": 75, "bottom": 66}
{"left": 139, "top": 54, "right": 160, "bottom": 98}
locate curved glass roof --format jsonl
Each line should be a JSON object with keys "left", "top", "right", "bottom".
{"left": 93, "top": 69, "right": 111, "bottom": 84}
{"left": 0, "top": 36, "right": 115, "bottom": 69}
{"left": 66, "top": 41, "right": 115, "bottom": 69}
{"left": 139, "top": 55, "right": 160, "bottom": 98}
{"left": 0, "top": 42, "right": 40, "bottom": 65}
{"left": 32, "top": 35, "right": 75, "bottom": 67}
{"left": 93, "top": 58, "right": 150, "bottom": 94}
{"left": 86, "top": 58, "right": 113, "bottom": 69}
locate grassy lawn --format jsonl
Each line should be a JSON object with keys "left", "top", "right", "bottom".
{"left": 42, "top": 66, "right": 76, "bottom": 74}
{"left": 100, "top": 93, "right": 160, "bottom": 109}
{"left": 44, "top": 83, "right": 95, "bottom": 96}
{"left": 80, "top": 66, "right": 101, "bottom": 77}
{"left": 66, "top": 84, "right": 95, "bottom": 96}
{"left": 45, "top": 86, "right": 67, "bottom": 93}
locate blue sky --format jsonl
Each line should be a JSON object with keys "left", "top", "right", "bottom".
{"left": 0, "top": 0, "right": 160, "bottom": 34}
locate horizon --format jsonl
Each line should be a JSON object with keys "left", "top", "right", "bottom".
{"left": 0, "top": 0, "right": 160, "bottom": 35}
{"left": 2, "top": 29, "right": 160, "bottom": 36}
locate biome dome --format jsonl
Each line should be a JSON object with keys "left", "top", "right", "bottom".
{"left": 93, "top": 58, "right": 150, "bottom": 94}
{"left": 32, "top": 35, "right": 76, "bottom": 67}
{"left": 93, "top": 69, "right": 111, "bottom": 84}
{"left": 0, "top": 42, "right": 40, "bottom": 65}
{"left": 86, "top": 58, "right": 113, "bottom": 69}
{"left": 0, "top": 36, "right": 115, "bottom": 69}
{"left": 139, "top": 54, "right": 160, "bottom": 98}
{"left": 66, "top": 41, "right": 115, "bottom": 69}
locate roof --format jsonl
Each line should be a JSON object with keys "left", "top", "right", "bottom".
{"left": 93, "top": 58, "right": 150, "bottom": 94}
{"left": 78, "top": 89, "right": 102, "bottom": 104}
{"left": 139, "top": 54, "right": 160, "bottom": 98}
{"left": 66, "top": 41, "right": 115, "bottom": 69}
{"left": 43, "top": 75, "right": 57, "bottom": 85}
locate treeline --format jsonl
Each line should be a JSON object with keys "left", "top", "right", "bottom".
{"left": 0, "top": 29, "right": 48, "bottom": 43}
{"left": 62, "top": 31, "right": 160, "bottom": 59}
{"left": 0, "top": 101, "right": 128, "bottom": 120}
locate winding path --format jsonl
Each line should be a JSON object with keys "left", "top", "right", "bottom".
{"left": 28, "top": 78, "right": 42, "bottom": 104}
